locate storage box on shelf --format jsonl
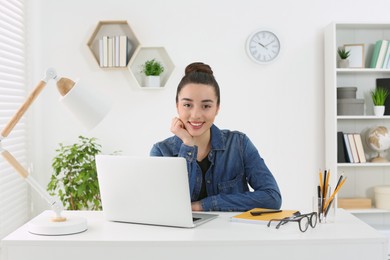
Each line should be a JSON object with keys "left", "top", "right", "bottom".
{"left": 325, "top": 23, "right": 390, "bottom": 229}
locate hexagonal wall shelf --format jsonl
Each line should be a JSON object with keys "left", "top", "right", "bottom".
{"left": 87, "top": 20, "right": 140, "bottom": 68}
{"left": 128, "top": 46, "right": 175, "bottom": 89}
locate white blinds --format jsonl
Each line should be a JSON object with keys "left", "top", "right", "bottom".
{"left": 0, "top": 0, "right": 29, "bottom": 239}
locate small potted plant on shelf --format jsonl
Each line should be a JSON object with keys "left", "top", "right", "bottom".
{"left": 141, "top": 59, "right": 165, "bottom": 87}
{"left": 337, "top": 47, "right": 350, "bottom": 68}
{"left": 371, "top": 87, "right": 389, "bottom": 116}
{"left": 47, "top": 136, "right": 113, "bottom": 210}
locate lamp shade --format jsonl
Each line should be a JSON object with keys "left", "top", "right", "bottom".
{"left": 59, "top": 79, "right": 111, "bottom": 130}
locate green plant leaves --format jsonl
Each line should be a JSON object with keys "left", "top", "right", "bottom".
{"left": 141, "top": 59, "right": 164, "bottom": 76}
{"left": 371, "top": 87, "right": 389, "bottom": 106}
{"left": 47, "top": 136, "right": 103, "bottom": 210}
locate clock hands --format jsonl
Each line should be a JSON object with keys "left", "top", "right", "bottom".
{"left": 254, "top": 39, "right": 277, "bottom": 50}
{"left": 254, "top": 41, "right": 267, "bottom": 49}
{"left": 264, "top": 39, "right": 276, "bottom": 47}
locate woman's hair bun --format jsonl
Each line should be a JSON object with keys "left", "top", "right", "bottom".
{"left": 185, "top": 62, "right": 213, "bottom": 75}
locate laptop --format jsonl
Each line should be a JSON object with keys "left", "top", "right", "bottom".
{"left": 95, "top": 155, "right": 218, "bottom": 228}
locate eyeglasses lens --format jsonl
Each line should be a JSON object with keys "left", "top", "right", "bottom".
{"left": 299, "top": 216, "right": 309, "bottom": 232}
{"left": 310, "top": 213, "right": 317, "bottom": 228}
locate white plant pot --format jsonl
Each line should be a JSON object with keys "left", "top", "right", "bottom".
{"left": 144, "top": 76, "right": 161, "bottom": 88}
{"left": 337, "top": 59, "right": 349, "bottom": 68}
{"left": 374, "top": 106, "right": 385, "bottom": 116}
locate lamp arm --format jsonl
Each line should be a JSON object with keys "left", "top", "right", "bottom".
{"left": 0, "top": 68, "right": 66, "bottom": 220}
{"left": 0, "top": 148, "right": 64, "bottom": 219}
{"left": 0, "top": 68, "right": 57, "bottom": 139}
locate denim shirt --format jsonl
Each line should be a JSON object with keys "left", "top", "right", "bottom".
{"left": 150, "top": 124, "right": 282, "bottom": 211}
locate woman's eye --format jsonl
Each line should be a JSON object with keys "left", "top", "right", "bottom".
{"left": 183, "top": 103, "right": 191, "bottom": 108}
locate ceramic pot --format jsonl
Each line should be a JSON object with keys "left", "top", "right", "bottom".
{"left": 144, "top": 76, "right": 160, "bottom": 88}
{"left": 374, "top": 106, "right": 385, "bottom": 116}
{"left": 338, "top": 59, "right": 349, "bottom": 68}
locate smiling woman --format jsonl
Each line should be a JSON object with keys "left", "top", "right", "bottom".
{"left": 150, "top": 62, "right": 281, "bottom": 212}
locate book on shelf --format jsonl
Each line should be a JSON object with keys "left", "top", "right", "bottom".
{"left": 343, "top": 133, "right": 353, "bottom": 163}
{"left": 370, "top": 40, "right": 383, "bottom": 68}
{"left": 119, "top": 35, "right": 128, "bottom": 67}
{"left": 115, "top": 35, "right": 120, "bottom": 67}
{"left": 107, "top": 37, "right": 113, "bottom": 67}
{"left": 230, "top": 208, "right": 299, "bottom": 225}
{"left": 337, "top": 131, "right": 348, "bottom": 163}
{"left": 99, "top": 35, "right": 129, "bottom": 68}
{"left": 347, "top": 133, "right": 359, "bottom": 163}
{"left": 370, "top": 39, "right": 390, "bottom": 69}
{"left": 376, "top": 40, "right": 389, "bottom": 68}
{"left": 102, "top": 36, "right": 108, "bottom": 67}
{"left": 99, "top": 39, "right": 104, "bottom": 67}
{"left": 382, "top": 44, "right": 390, "bottom": 68}
{"left": 353, "top": 133, "right": 366, "bottom": 163}
{"left": 376, "top": 78, "right": 390, "bottom": 115}
{"left": 340, "top": 132, "right": 366, "bottom": 163}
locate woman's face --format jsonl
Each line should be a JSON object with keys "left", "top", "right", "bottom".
{"left": 176, "top": 83, "right": 220, "bottom": 138}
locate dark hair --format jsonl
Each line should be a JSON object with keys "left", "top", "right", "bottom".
{"left": 175, "top": 62, "right": 220, "bottom": 106}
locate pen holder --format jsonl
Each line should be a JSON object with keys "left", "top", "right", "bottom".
{"left": 313, "top": 197, "right": 335, "bottom": 223}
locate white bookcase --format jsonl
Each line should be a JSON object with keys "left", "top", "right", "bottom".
{"left": 324, "top": 22, "right": 390, "bottom": 230}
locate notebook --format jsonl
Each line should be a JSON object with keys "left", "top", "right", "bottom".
{"left": 95, "top": 155, "right": 218, "bottom": 228}
{"left": 231, "top": 208, "right": 300, "bottom": 225}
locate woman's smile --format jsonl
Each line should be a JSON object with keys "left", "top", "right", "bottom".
{"left": 188, "top": 121, "right": 204, "bottom": 129}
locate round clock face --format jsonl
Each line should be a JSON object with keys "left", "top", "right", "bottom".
{"left": 246, "top": 30, "right": 281, "bottom": 64}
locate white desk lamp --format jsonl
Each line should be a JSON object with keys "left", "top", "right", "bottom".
{"left": 0, "top": 68, "right": 110, "bottom": 235}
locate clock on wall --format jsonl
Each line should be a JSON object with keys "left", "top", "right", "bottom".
{"left": 246, "top": 29, "right": 281, "bottom": 64}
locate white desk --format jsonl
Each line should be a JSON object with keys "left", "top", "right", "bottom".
{"left": 1, "top": 209, "right": 388, "bottom": 260}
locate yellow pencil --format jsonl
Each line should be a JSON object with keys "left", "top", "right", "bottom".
{"left": 319, "top": 170, "right": 323, "bottom": 193}
{"left": 323, "top": 177, "right": 347, "bottom": 212}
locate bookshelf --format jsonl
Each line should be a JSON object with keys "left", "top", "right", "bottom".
{"left": 87, "top": 20, "right": 175, "bottom": 89}
{"left": 87, "top": 20, "right": 140, "bottom": 68}
{"left": 325, "top": 22, "right": 390, "bottom": 228}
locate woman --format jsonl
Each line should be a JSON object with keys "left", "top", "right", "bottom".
{"left": 150, "top": 62, "right": 281, "bottom": 211}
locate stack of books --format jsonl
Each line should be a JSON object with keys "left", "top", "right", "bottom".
{"left": 337, "top": 132, "right": 366, "bottom": 163}
{"left": 370, "top": 39, "right": 390, "bottom": 69}
{"left": 99, "top": 35, "right": 130, "bottom": 68}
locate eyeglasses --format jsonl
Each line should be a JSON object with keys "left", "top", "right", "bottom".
{"left": 267, "top": 212, "right": 318, "bottom": 233}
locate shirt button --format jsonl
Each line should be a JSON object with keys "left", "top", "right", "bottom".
{"left": 206, "top": 180, "right": 211, "bottom": 184}
{"left": 187, "top": 152, "right": 192, "bottom": 156}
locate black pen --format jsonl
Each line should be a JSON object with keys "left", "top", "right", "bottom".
{"left": 250, "top": 210, "right": 282, "bottom": 216}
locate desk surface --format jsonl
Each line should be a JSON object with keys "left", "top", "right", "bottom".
{"left": 1, "top": 209, "right": 388, "bottom": 260}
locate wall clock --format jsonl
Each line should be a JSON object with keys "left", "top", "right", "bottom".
{"left": 246, "top": 29, "right": 281, "bottom": 64}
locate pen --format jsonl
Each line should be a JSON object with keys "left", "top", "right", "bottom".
{"left": 250, "top": 210, "right": 282, "bottom": 216}
{"left": 317, "top": 185, "right": 322, "bottom": 215}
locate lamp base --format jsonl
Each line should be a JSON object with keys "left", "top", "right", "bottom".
{"left": 28, "top": 214, "right": 87, "bottom": 236}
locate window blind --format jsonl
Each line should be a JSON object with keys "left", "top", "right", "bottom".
{"left": 0, "top": 0, "right": 29, "bottom": 240}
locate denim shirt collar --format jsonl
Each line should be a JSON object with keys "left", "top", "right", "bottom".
{"left": 171, "top": 124, "right": 225, "bottom": 155}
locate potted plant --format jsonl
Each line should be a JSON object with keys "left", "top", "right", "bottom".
{"left": 337, "top": 48, "right": 350, "bottom": 68}
{"left": 371, "top": 87, "right": 389, "bottom": 116}
{"left": 141, "top": 59, "right": 165, "bottom": 87}
{"left": 47, "top": 136, "right": 104, "bottom": 210}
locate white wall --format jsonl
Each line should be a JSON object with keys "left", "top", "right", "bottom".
{"left": 25, "top": 0, "right": 390, "bottom": 215}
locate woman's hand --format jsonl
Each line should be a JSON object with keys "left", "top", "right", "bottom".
{"left": 170, "top": 117, "right": 194, "bottom": 146}
{"left": 191, "top": 201, "right": 203, "bottom": 211}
